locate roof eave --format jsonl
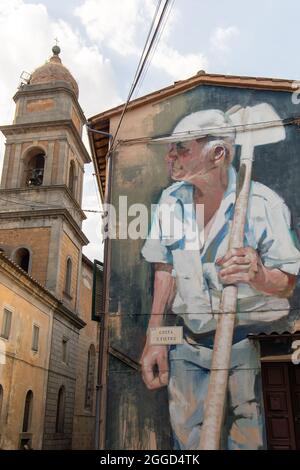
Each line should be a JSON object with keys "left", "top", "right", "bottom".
{"left": 88, "top": 72, "right": 296, "bottom": 124}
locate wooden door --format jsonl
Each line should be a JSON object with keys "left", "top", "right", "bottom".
{"left": 261, "top": 362, "right": 296, "bottom": 449}
{"left": 289, "top": 364, "right": 300, "bottom": 449}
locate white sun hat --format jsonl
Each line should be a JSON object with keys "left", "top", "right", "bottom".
{"left": 152, "top": 108, "right": 237, "bottom": 144}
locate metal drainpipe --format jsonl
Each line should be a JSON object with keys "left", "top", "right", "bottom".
{"left": 86, "top": 123, "right": 113, "bottom": 450}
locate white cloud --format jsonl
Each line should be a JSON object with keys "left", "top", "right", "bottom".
{"left": 0, "top": 0, "right": 121, "bottom": 121}
{"left": 210, "top": 26, "right": 240, "bottom": 53}
{"left": 82, "top": 203, "right": 104, "bottom": 261}
{"left": 153, "top": 43, "right": 208, "bottom": 80}
{"left": 83, "top": 239, "right": 104, "bottom": 262}
{"left": 0, "top": 0, "right": 120, "bottom": 261}
{"left": 75, "top": 0, "right": 208, "bottom": 81}
{"left": 75, "top": 0, "right": 156, "bottom": 56}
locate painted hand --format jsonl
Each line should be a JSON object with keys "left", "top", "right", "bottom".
{"left": 140, "top": 343, "right": 169, "bottom": 390}
{"left": 216, "top": 247, "right": 262, "bottom": 286}
{"left": 217, "top": 247, "right": 296, "bottom": 297}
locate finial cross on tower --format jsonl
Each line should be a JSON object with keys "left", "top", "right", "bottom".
{"left": 52, "top": 39, "right": 61, "bottom": 56}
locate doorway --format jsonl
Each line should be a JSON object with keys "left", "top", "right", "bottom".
{"left": 262, "top": 362, "right": 300, "bottom": 449}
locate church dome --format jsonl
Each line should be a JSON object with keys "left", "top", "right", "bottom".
{"left": 29, "top": 46, "right": 79, "bottom": 98}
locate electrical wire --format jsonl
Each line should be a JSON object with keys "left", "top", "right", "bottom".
{"left": 133, "top": 0, "right": 175, "bottom": 100}
{"left": 115, "top": 116, "right": 299, "bottom": 147}
{"left": 129, "top": 0, "right": 163, "bottom": 99}
{"left": 94, "top": 306, "right": 300, "bottom": 315}
{"left": 91, "top": 114, "right": 300, "bottom": 177}
{"left": 110, "top": 0, "right": 172, "bottom": 152}
{"left": 1, "top": 113, "right": 299, "bottom": 220}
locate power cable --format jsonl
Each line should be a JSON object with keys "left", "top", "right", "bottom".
{"left": 92, "top": 116, "right": 300, "bottom": 178}
{"left": 110, "top": 0, "right": 172, "bottom": 152}
{"left": 129, "top": 0, "right": 163, "bottom": 99}
{"left": 93, "top": 306, "right": 300, "bottom": 315}
{"left": 133, "top": 0, "right": 175, "bottom": 100}
{"left": 117, "top": 116, "right": 298, "bottom": 146}
{"left": 1, "top": 116, "right": 299, "bottom": 211}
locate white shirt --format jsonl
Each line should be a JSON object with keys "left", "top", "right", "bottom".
{"left": 142, "top": 165, "right": 300, "bottom": 334}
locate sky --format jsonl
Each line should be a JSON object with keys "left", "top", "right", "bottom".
{"left": 1, "top": 0, "right": 300, "bottom": 261}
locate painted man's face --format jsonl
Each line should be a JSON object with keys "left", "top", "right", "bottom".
{"left": 165, "top": 138, "right": 211, "bottom": 182}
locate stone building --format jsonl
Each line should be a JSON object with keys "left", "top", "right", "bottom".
{"left": 0, "top": 46, "right": 100, "bottom": 449}
{"left": 72, "top": 254, "right": 99, "bottom": 449}
{"left": 0, "top": 252, "right": 54, "bottom": 449}
{"left": 88, "top": 72, "right": 300, "bottom": 450}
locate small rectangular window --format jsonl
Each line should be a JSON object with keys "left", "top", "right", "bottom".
{"left": 1, "top": 309, "right": 12, "bottom": 340}
{"left": 32, "top": 325, "right": 39, "bottom": 352}
{"left": 62, "top": 338, "right": 69, "bottom": 364}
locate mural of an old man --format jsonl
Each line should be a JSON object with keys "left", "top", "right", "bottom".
{"left": 141, "top": 106, "right": 300, "bottom": 449}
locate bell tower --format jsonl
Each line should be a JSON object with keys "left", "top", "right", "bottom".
{"left": 0, "top": 46, "right": 90, "bottom": 311}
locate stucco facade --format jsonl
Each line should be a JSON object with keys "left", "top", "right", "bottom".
{"left": 0, "top": 254, "right": 53, "bottom": 449}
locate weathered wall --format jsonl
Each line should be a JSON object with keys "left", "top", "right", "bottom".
{"left": 0, "top": 227, "right": 51, "bottom": 285}
{"left": 42, "top": 313, "right": 79, "bottom": 450}
{"left": 0, "top": 259, "right": 53, "bottom": 450}
{"left": 104, "top": 83, "right": 300, "bottom": 450}
{"left": 58, "top": 231, "right": 80, "bottom": 311}
{"left": 72, "top": 258, "right": 99, "bottom": 449}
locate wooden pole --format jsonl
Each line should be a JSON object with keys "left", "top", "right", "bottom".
{"left": 199, "top": 136, "right": 254, "bottom": 450}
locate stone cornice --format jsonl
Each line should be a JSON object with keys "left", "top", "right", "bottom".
{"left": 0, "top": 120, "right": 91, "bottom": 164}
{"left": 0, "top": 185, "right": 86, "bottom": 221}
{"left": 0, "top": 253, "right": 86, "bottom": 329}
{"left": 0, "top": 208, "right": 89, "bottom": 246}
{"left": 55, "top": 303, "right": 86, "bottom": 329}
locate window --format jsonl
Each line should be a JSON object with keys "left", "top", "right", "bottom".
{"left": 14, "top": 247, "right": 30, "bottom": 273}
{"left": 62, "top": 337, "right": 69, "bottom": 364}
{"left": 22, "top": 390, "right": 33, "bottom": 432}
{"left": 31, "top": 325, "right": 39, "bottom": 352}
{"left": 92, "top": 259, "right": 104, "bottom": 322}
{"left": 64, "top": 258, "right": 72, "bottom": 296}
{"left": 26, "top": 152, "right": 45, "bottom": 186}
{"left": 55, "top": 386, "right": 65, "bottom": 433}
{"left": 1, "top": 309, "right": 12, "bottom": 340}
{"left": 68, "top": 161, "right": 76, "bottom": 195}
{"left": 85, "top": 345, "right": 96, "bottom": 410}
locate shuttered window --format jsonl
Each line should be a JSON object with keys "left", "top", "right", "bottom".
{"left": 32, "top": 325, "right": 39, "bottom": 352}
{"left": 92, "top": 260, "right": 104, "bottom": 322}
{"left": 1, "top": 309, "right": 12, "bottom": 340}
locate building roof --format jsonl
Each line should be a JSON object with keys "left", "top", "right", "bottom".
{"left": 0, "top": 252, "right": 85, "bottom": 329}
{"left": 87, "top": 71, "right": 298, "bottom": 200}
{"left": 82, "top": 253, "right": 95, "bottom": 270}
{"left": 29, "top": 46, "right": 79, "bottom": 98}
